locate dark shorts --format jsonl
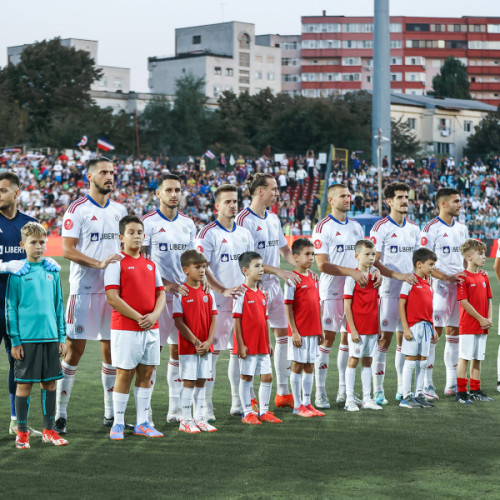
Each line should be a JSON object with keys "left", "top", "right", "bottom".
{"left": 14, "top": 342, "right": 63, "bottom": 383}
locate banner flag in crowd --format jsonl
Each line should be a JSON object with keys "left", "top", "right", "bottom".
{"left": 97, "top": 136, "right": 115, "bottom": 152}
{"left": 204, "top": 149, "right": 215, "bottom": 160}
{"left": 229, "top": 154, "right": 236, "bottom": 166}
{"left": 77, "top": 135, "right": 88, "bottom": 147}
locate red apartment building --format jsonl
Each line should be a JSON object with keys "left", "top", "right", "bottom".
{"left": 301, "top": 14, "right": 500, "bottom": 106}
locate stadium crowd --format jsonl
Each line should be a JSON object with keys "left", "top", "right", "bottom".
{"left": 1, "top": 149, "right": 499, "bottom": 239}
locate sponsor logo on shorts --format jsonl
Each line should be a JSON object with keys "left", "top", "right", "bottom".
{"left": 325, "top": 318, "right": 332, "bottom": 325}
{"left": 434, "top": 315, "right": 440, "bottom": 321}
{"left": 314, "top": 239, "right": 322, "bottom": 249}
{"left": 382, "top": 319, "right": 389, "bottom": 327}
{"left": 64, "top": 219, "right": 73, "bottom": 230}
{"left": 76, "top": 325, "right": 85, "bottom": 334}
{"left": 147, "top": 264, "right": 153, "bottom": 271}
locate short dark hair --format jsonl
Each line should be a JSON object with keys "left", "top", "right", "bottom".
{"left": 119, "top": 215, "right": 143, "bottom": 235}
{"left": 384, "top": 181, "right": 409, "bottom": 200}
{"left": 0, "top": 171, "right": 20, "bottom": 188}
{"left": 355, "top": 239, "right": 375, "bottom": 253}
{"left": 413, "top": 247, "right": 437, "bottom": 267}
{"left": 181, "top": 249, "right": 207, "bottom": 267}
{"left": 158, "top": 173, "right": 181, "bottom": 187}
{"left": 87, "top": 157, "right": 112, "bottom": 173}
{"left": 245, "top": 173, "right": 275, "bottom": 196}
{"left": 214, "top": 184, "right": 238, "bottom": 202}
{"left": 327, "top": 183, "right": 348, "bottom": 197}
{"left": 238, "top": 251, "right": 262, "bottom": 270}
{"left": 292, "top": 237, "right": 314, "bottom": 255}
{"left": 435, "top": 188, "right": 460, "bottom": 205}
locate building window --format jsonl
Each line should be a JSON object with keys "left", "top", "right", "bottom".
{"left": 239, "top": 52, "right": 250, "bottom": 67}
{"left": 391, "top": 73, "right": 402, "bottom": 81}
{"left": 255, "top": 71, "right": 263, "bottom": 79}
{"left": 213, "top": 85, "right": 221, "bottom": 98}
{"left": 267, "top": 56, "right": 275, "bottom": 64}
{"left": 239, "top": 33, "right": 250, "bottom": 49}
{"left": 225, "top": 85, "right": 233, "bottom": 92}
{"left": 438, "top": 118, "right": 451, "bottom": 135}
{"left": 406, "top": 23, "right": 430, "bottom": 32}
{"left": 342, "top": 57, "right": 361, "bottom": 66}
{"left": 113, "top": 78, "right": 122, "bottom": 88}
{"left": 367, "top": 75, "right": 372, "bottom": 83}
{"left": 267, "top": 72, "right": 275, "bottom": 81}
{"left": 390, "top": 40, "right": 402, "bottom": 49}
{"left": 239, "top": 87, "right": 249, "bottom": 93}
{"left": 342, "top": 73, "right": 360, "bottom": 81}
{"left": 225, "top": 68, "right": 233, "bottom": 76}
{"left": 407, "top": 118, "right": 416, "bottom": 130}
{"left": 391, "top": 57, "right": 402, "bottom": 65}
{"left": 214, "top": 67, "right": 221, "bottom": 76}
{"left": 192, "top": 35, "right": 201, "bottom": 44}
{"left": 464, "top": 121, "right": 473, "bottom": 132}
{"left": 390, "top": 23, "right": 402, "bottom": 32}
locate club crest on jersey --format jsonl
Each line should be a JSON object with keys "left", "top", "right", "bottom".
{"left": 114, "top": 215, "right": 119, "bottom": 221}
{"left": 147, "top": 264, "right": 153, "bottom": 271}
{"left": 421, "top": 236, "right": 428, "bottom": 246}
{"left": 258, "top": 241, "right": 265, "bottom": 249}
{"left": 197, "top": 246, "right": 204, "bottom": 253}
{"left": 160, "top": 243, "right": 168, "bottom": 251}
{"left": 203, "top": 296, "right": 208, "bottom": 303}
{"left": 483, "top": 282, "right": 486, "bottom": 287}
{"left": 314, "top": 239, "right": 322, "bottom": 249}
{"left": 370, "top": 236, "right": 376, "bottom": 244}
{"left": 64, "top": 219, "right": 73, "bottom": 230}
{"left": 390, "top": 246, "right": 398, "bottom": 253}
{"left": 90, "top": 233, "right": 99, "bottom": 242}
{"left": 183, "top": 227, "right": 188, "bottom": 233}
{"left": 443, "top": 233, "right": 448, "bottom": 237}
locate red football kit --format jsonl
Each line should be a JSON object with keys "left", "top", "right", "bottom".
{"left": 344, "top": 272, "right": 379, "bottom": 335}
{"left": 400, "top": 274, "right": 433, "bottom": 327}
{"left": 457, "top": 270, "right": 492, "bottom": 335}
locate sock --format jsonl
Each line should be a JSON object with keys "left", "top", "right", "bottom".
{"left": 444, "top": 336, "right": 459, "bottom": 388}
{"left": 10, "top": 394, "right": 16, "bottom": 419}
{"left": 290, "top": 372, "right": 302, "bottom": 408}
{"left": 250, "top": 384, "right": 257, "bottom": 401}
{"left": 7, "top": 350, "right": 16, "bottom": 417}
{"left": 274, "top": 337, "right": 290, "bottom": 395}
{"left": 15, "top": 395, "right": 30, "bottom": 432}
{"left": 395, "top": 345, "right": 405, "bottom": 394}
{"left": 457, "top": 377, "right": 468, "bottom": 393}
{"left": 41, "top": 389, "right": 56, "bottom": 431}
{"left": 470, "top": 378, "right": 481, "bottom": 392}
{"left": 167, "top": 358, "right": 182, "bottom": 414}
{"left": 228, "top": 352, "right": 241, "bottom": 408}
{"left": 302, "top": 372, "right": 313, "bottom": 406}
{"left": 180, "top": 386, "right": 194, "bottom": 420}
{"left": 205, "top": 351, "right": 219, "bottom": 407}
{"left": 55, "top": 361, "right": 77, "bottom": 419}
{"left": 315, "top": 345, "right": 331, "bottom": 397}
{"left": 345, "top": 366, "right": 356, "bottom": 401}
{"left": 193, "top": 386, "right": 206, "bottom": 420}
{"left": 135, "top": 387, "right": 151, "bottom": 425}
{"left": 402, "top": 360, "right": 416, "bottom": 398}
{"left": 239, "top": 379, "right": 252, "bottom": 415}
{"left": 259, "top": 382, "right": 272, "bottom": 414}
{"left": 101, "top": 363, "right": 116, "bottom": 419}
{"left": 112, "top": 392, "right": 129, "bottom": 426}
{"left": 498, "top": 345, "right": 500, "bottom": 382}
{"left": 150, "top": 366, "right": 157, "bottom": 391}
{"left": 425, "top": 339, "right": 437, "bottom": 387}
{"left": 414, "top": 360, "right": 427, "bottom": 397}
{"left": 337, "top": 344, "right": 349, "bottom": 393}
{"left": 361, "top": 366, "right": 372, "bottom": 401}
{"left": 372, "top": 346, "right": 387, "bottom": 393}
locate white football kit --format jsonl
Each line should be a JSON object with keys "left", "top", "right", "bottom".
{"left": 63, "top": 195, "right": 127, "bottom": 340}
{"left": 420, "top": 217, "right": 468, "bottom": 327}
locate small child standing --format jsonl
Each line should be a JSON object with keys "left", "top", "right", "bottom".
{"left": 6, "top": 222, "right": 67, "bottom": 449}
{"left": 399, "top": 248, "right": 438, "bottom": 409}
{"left": 456, "top": 239, "right": 494, "bottom": 403}
{"left": 284, "top": 238, "right": 324, "bottom": 417}
{"left": 173, "top": 250, "right": 218, "bottom": 433}
{"left": 234, "top": 251, "right": 282, "bottom": 425}
{"left": 343, "top": 239, "right": 382, "bottom": 412}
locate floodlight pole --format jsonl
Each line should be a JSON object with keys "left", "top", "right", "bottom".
{"left": 378, "top": 128, "right": 383, "bottom": 215}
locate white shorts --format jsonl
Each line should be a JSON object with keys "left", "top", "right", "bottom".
{"left": 262, "top": 280, "right": 288, "bottom": 329}
{"left": 179, "top": 353, "right": 212, "bottom": 380}
{"left": 66, "top": 293, "right": 112, "bottom": 341}
{"left": 159, "top": 298, "right": 177, "bottom": 347}
{"left": 239, "top": 354, "right": 272, "bottom": 377}
{"left": 110, "top": 329, "right": 160, "bottom": 370}
{"left": 321, "top": 299, "right": 346, "bottom": 332}
{"left": 348, "top": 333, "right": 378, "bottom": 359}
{"left": 401, "top": 322, "right": 432, "bottom": 357}
{"left": 459, "top": 334, "right": 487, "bottom": 361}
{"left": 287, "top": 335, "right": 318, "bottom": 364}
{"left": 213, "top": 310, "right": 233, "bottom": 351}
{"left": 379, "top": 297, "right": 402, "bottom": 332}
{"left": 432, "top": 280, "right": 460, "bottom": 328}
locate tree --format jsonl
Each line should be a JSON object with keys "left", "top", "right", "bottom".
{"left": 140, "top": 96, "right": 174, "bottom": 154}
{"left": 0, "top": 83, "right": 29, "bottom": 147}
{"left": 391, "top": 117, "right": 421, "bottom": 158}
{"left": 430, "top": 56, "right": 471, "bottom": 99}
{"left": 464, "top": 108, "right": 500, "bottom": 160}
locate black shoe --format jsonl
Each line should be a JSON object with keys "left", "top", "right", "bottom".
{"left": 456, "top": 392, "right": 473, "bottom": 404}
{"left": 103, "top": 416, "right": 134, "bottom": 430}
{"left": 53, "top": 417, "right": 67, "bottom": 434}
{"left": 415, "top": 396, "right": 433, "bottom": 408}
{"left": 470, "top": 390, "right": 494, "bottom": 402}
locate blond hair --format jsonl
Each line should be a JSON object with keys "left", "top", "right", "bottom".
{"left": 460, "top": 238, "right": 486, "bottom": 257}
{"left": 21, "top": 221, "right": 47, "bottom": 241}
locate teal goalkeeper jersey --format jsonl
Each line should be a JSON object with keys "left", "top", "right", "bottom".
{"left": 5, "top": 262, "right": 66, "bottom": 347}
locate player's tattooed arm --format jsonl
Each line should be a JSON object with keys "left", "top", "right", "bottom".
{"left": 264, "top": 264, "right": 301, "bottom": 286}
{"left": 205, "top": 267, "right": 244, "bottom": 298}
{"left": 430, "top": 267, "right": 466, "bottom": 283}
{"left": 373, "top": 252, "right": 417, "bottom": 285}
{"left": 316, "top": 254, "right": 368, "bottom": 286}
{"left": 63, "top": 237, "right": 123, "bottom": 269}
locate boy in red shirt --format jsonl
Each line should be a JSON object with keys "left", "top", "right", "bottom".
{"left": 343, "top": 239, "right": 381, "bottom": 412}
{"left": 173, "top": 250, "right": 218, "bottom": 433}
{"left": 456, "top": 239, "right": 493, "bottom": 403}
{"left": 399, "top": 248, "right": 438, "bottom": 409}
{"left": 234, "top": 251, "right": 282, "bottom": 425}
{"left": 284, "top": 238, "right": 324, "bottom": 418}
{"left": 104, "top": 215, "right": 166, "bottom": 440}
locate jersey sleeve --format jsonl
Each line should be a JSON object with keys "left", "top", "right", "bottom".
{"left": 312, "top": 225, "right": 329, "bottom": 255}
{"left": 413, "top": 225, "right": 420, "bottom": 251}
{"left": 245, "top": 230, "right": 254, "bottom": 252}
{"left": 62, "top": 206, "right": 82, "bottom": 239}
{"left": 154, "top": 266, "right": 164, "bottom": 291}
{"left": 400, "top": 282, "right": 413, "bottom": 298}
{"left": 369, "top": 223, "right": 385, "bottom": 253}
{"left": 209, "top": 290, "right": 218, "bottom": 315}
{"left": 188, "top": 221, "right": 197, "bottom": 250}
{"left": 104, "top": 261, "right": 121, "bottom": 291}
{"left": 54, "top": 274, "right": 66, "bottom": 343}
{"left": 232, "top": 291, "right": 245, "bottom": 318}
{"left": 278, "top": 220, "right": 287, "bottom": 248}
{"left": 456, "top": 278, "right": 468, "bottom": 301}
{"left": 283, "top": 281, "right": 296, "bottom": 303}
{"left": 486, "top": 276, "right": 493, "bottom": 299}
{"left": 343, "top": 276, "right": 356, "bottom": 298}
{"left": 196, "top": 231, "right": 214, "bottom": 264}
{"left": 172, "top": 294, "right": 184, "bottom": 318}
{"left": 5, "top": 275, "right": 21, "bottom": 346}
{"left": 142, "top": 219, "right": 152, "bottom": 248}
{"left": 496, "top": 240, "right": 500, "bottom": 258}
{"left": 420, "top": 224, "right": 436, "bottom": 250}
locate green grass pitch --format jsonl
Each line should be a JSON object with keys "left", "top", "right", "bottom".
{"left": 1, "top": 258, "right": 500, "bottom": 498}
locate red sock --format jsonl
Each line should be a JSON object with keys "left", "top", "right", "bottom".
{"left": 470, "top": 378, "right": 481, "bottom": 391}
{"left": 457, "top": 377, "right": 468, "bottom": 393}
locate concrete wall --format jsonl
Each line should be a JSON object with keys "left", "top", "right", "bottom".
{"left": 176, "top": 22, "right": 235, "bottom": 57}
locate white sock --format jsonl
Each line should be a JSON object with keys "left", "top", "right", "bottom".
{"left": 102, "top": 363, "right": 116, "bottom": 419}
{"left": 497, "top": 345, "right": 500, "bottom": 382}
{"left": 425, "top": 339, "right": 437, "bottom": 387}
{"left": 193, "top": 386, "right": 206, "bottom": 421}
{"left": 337, "top": 344, "right": 349, "bottom": 392}
{"left": 250, "top": 384, "right": 257, "bottom": 400}
{"left": 205, "top": 351, "right": 219, "bottom": 407}
{"left": 228, "top": 352, "right": 241, "bottom": 408}
{"left": 444, "top": 336, "right": 459, "bottom": 388}
{"left": 361, "top": 366, "right": 372, "bottom": 401}
{"left": 239, "top": 379, "right": 253, "bottom": 415}
{"left": 55, "top": 361, "right": 77, "bottom": 419}
{"left": 135, "top": 387, "right": 151, "bottom": 425}
{"left": 274, "top": 337, "right": 290, "bottom": 395}
{"left": 302, "top": 372, "right": 313, "bottom": 406}
{"left": 113, "top": 392, "right": 129, "bottom": 426}
{"left": 259, "top": 381, "right": 272, "bottom": 414}
{"left": 402, "top": 360, "right": 416, "bottom": 398}
{"left": 395, "top": 345, "right": 405, "bottom": 395}
{"left": 290, "top": 372, "right": 302, "bottom": 408}
{"left": 414, "top": 360, "right": 427, "bottom": 397}
{"left": 345, "top": 366, "right": 356, "bottom": 401}
{"left": 315, "top": 345, "right": 331, "bottom": 397}
{"left": 167, "top": 358, "right": 181, "bottom": 414}
{"left": 372, "top": 346, "right": 387, "bottom": 393}
{"left": 180, "top": 386, "right": 194, "bottom": 420}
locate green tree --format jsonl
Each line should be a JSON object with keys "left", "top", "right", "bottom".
{"left": 0, "top": 82, "right": 29, "bottom": 147}
{"left": 430, "top": 56, "right": 471, "bottom": 99}
{"left": 464, "top": 108, "right": 500, "bottom": 160}
{"left": 140, "top": 96, "right": 174, "bottom": 154}
{"left": 391, "top": 117, "right": 421, "bottom": 158}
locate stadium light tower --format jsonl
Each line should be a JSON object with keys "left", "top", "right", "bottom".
{"left": 372, "top": 0, "right": 391, "bottom": 213}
